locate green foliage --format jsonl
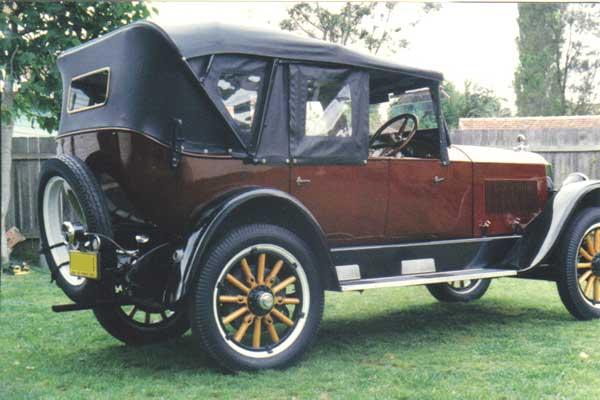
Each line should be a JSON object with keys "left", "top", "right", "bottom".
{"left": 1, "top": 1, "right": 154, "bottom": 132}
{"left": 514, "top": 4, "right": 600, "bottom": 116}
{"left": 280, "top": 2, "right": 440, "bottom": 55}
{"left": 442, "top": 81, "right": 511, "bottom": 128}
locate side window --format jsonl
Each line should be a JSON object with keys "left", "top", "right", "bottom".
{"left": 68, "top": 68, "right": 109, "bottom": 113}
{"left": 289, "top": 65, "right": 369, "bottom": 164}
{"left": 205, "top": 55, "right": 268, "bottom": 149}
{"left": 305, "top": 79, "right": 352, "bottom": 137}
{"left": 217, "top": 73, "right": 262, "bottom": 138}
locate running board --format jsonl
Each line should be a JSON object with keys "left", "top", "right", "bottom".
{"left": 339, "top": 268, "right": 517, "bottom": 292}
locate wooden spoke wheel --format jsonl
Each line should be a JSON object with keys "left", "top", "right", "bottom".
{"left": 93, "top": 286, "right": 190, "bottom": 344}
{"left": 426, "top": 278, "right": 491, "bottom": 303}
{"left": 120, "top": 304, "right": 179, "bottom": 328}
{"left": 574, "top": 224, "right": 600, "bottom": 304}
{"left": 191, "top": 224, "right": 324, "bottom": 371}
{"left": 215, "top": 247, "right": 305, "bottom": 352}
{"left": 557, "top": 208, "right": 600, "bottom": 320}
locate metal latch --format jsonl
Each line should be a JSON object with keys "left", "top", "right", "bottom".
{"left": 296, "top": 176, "right": 311, "bottom": 186}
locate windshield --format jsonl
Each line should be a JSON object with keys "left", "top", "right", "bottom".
{"left": 369, "top": 88, "right": 437, "bottom": 135}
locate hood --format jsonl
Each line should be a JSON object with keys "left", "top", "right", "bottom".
{"left": 452, "top": 144, "right": 549, "bottom": 165}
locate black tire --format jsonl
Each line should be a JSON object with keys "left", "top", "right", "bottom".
{"left": 556, "top": 207, "right": 600, "bottom": 320}
{"left": 191, "top": 224, "right": 324, "bottom": 372}
{"left": 94, "top": 304, "right": 190, "bottom": 345}
{"left": 426, "top": 279, "right": 491, "bottom": 302}
{"left": 38, "top": 155, "right": 113, "bottom": 303}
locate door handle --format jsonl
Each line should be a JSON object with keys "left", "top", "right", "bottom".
{"left": 433, "top": 176, "right": 445, "bottom": 184}
{"left": 296, "top": 176, "right": 311, "bottom": 186}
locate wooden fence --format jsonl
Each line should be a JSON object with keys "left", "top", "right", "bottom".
{"left": 6, "top": 136, "right": 56, "bottom": 239}
{"left": 451, "top": 128, "right": 600, "bottom": 184}
{"left": 5, "top": 128, "right": 600, "bottom": 239}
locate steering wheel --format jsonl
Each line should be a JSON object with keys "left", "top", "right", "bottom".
{"left": 370, "top": 113, "right": 419, "bottom": 157}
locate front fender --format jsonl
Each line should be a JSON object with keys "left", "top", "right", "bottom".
{"left": 167, "top": 188, "right": 333, "bottom": 303}
{"left": 524, "top": 179, "right": 600, "bottom": 270}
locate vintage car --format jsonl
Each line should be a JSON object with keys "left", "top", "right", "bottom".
{"left": 38, "top": 21, "right": 600, "bottom": 372}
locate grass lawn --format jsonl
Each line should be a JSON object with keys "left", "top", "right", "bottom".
{"left": 2, "top": 269, "right": 600, "bottom": 400}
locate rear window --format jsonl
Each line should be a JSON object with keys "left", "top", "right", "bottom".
{"left": 68, "top": 68, "right": 109, "bottom": 113}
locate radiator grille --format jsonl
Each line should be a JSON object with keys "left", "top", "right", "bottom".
{"left": 485, "top": 180, "right": 539, "bottom": 214}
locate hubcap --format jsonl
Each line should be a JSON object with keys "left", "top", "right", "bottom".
{"left": 592, "top": 254, "right": 600, "bottom": 276}
{"left": 248, "top": 286, "right": 275, "bottom": 315}
{"left": 213, "top": 244, "right": 309, "bottom": 358}
{"left": 575, "top": 224, "right": 600, "bottom": 305}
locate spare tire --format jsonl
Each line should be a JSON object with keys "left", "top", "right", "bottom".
{"left": 38, "top": 154, "right": 114, "bottom": 303}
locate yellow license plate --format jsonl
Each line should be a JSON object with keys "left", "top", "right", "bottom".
{"left": 69, "top": 250, "right": 99, "bottom": 279}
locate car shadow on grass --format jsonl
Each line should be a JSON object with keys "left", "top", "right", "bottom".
{"left": 63, "top": 299, "right": 574, "bottom": 376}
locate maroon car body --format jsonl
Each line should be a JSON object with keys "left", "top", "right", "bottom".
{"left": 39, "top": 21, "right": 600, "bottom": 372}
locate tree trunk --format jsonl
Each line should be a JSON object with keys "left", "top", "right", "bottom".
{"left": 1, "top": 75, "right": 15, "bottom": 266}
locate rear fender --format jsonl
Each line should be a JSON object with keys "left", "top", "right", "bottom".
{"left": 168, "top": 188, "right": 336, "bottom": 303}
{"left": 521, "top": 179, "right": 600, "bottom": 270}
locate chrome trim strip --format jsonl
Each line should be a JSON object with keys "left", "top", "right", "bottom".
{"left": 339, "top": 269, "right": 516, "bottom": 291}
{"left": 331, "top": 235, "right": 522, "bottom": 253}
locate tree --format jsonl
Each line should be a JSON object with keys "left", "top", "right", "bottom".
{"left": 1, "top": 2, "right": 153, "bottom": 265}
{"left": 514, "top": 4, "right": 600, "bottom": 116}
{"left": 442, "top": 81, "right": 511, "bottom": 129}
{"left": 280, "top": 2, "right": 440, "bottom": 55}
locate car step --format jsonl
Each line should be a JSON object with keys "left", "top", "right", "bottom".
{"left": 339, "top": 268, "right": 517, "bottom": 291}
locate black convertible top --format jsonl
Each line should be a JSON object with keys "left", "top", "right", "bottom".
{"left": 61, "top": 21, "right": 443, "bottom": 82}
{"left": 57, "top": 20, "right": 446, "bottom": 162}
{"left": 162, "top": 22, "right": 443, "bottom": 82}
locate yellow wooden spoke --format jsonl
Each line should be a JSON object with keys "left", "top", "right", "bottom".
{"left": 585, "top": 276, "right": 596, "bottom": 299}
{"left": 594, "top": 279, "right": 600, "bottom": 302}
{"left": 276, "top": 296, "right": 300, "bottom": 305}
{"left": 271, "top": 276, "right": 297, "bottom": 294}
{"left": 595, "top": 230, "right": 600, "bottom": 254}
{"left": 257, "top": 253, "right": 266, "bottom": 285}
{"left": 252, "top": 317, "right": 262, "bottom": 349}
{"left": 226, "top": 274, "right": 250, "bottom": 294}
{"left": 240, "top": 258, "right": 256, "bottom": 287}
{"left": 222, "top": 306, "right": 248, "bottom": 325}
{"left": 578, "top": 263, "right": 592, "bottom": 269}
{"left": 265, "top": 260, "right": 284, "bottom": 287}
{"left": 580, "top": 248, "right": 593, "bottom": 261}
{"left": 586, "top": 236, "right": 596, "bottom": 256}
{"left": 271, "top": 308, "right": 294, "bottom": 327}
{"left": 579, "top": 270, "right": 593, "bottom": 285}
{"left": 265, "top": 315, "right": 279, "bottom": 343}
{"left": 234, "top": 314, "right": 254, "bottom": 343}
{"left": 219, "top": 295, "right": 246, "bottom": 304}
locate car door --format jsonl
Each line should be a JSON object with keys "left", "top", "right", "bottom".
{"left": 384, "top": 146, "right": 473, "bottom": 241}
{"left": 288, "top": 64, "right": 388, "bottom": 244}
{"left": 291, "top": 161, "right": 389, "bottom": 244}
